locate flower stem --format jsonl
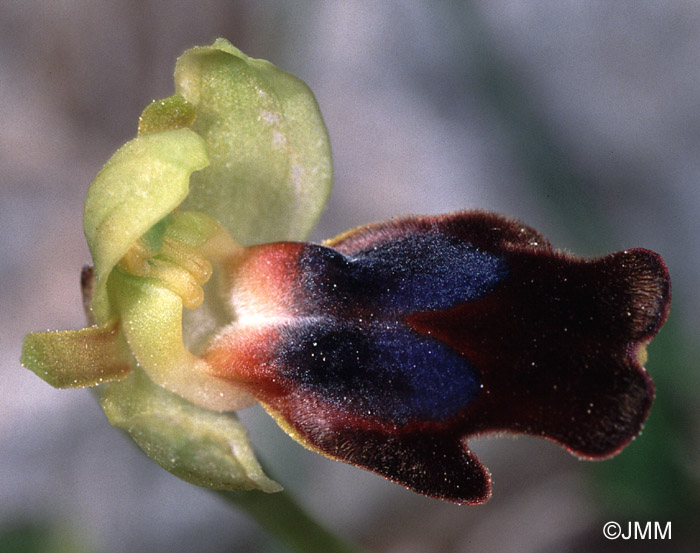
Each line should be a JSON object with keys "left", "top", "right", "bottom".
{"left": 218, "top": 489, "right": 364, "bottom": 553}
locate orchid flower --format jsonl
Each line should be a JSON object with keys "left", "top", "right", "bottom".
{"left": 21, "top": 39, "right": 671, "bottom": 504}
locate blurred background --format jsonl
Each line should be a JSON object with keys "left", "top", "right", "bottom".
{"left": 2, "top": 1, "right": 699, "bottom": 552}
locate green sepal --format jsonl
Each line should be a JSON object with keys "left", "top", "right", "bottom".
{"left": 138, "top": 94, "right": 197, "bottom": 135}
{"left": 20, "top": 319, "right": 131, "bottom": 388}
{"left": 101, "top": 368, "right": 282, "bottom": 493}
{"left": 175, "top": 38, "right": 333, "bottom": 245}
{"left": 83, "top": 128, "right": 209, "bottom": 322}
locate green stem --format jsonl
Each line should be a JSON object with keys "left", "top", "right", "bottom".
{"left": 218, "top": 489, "right": 364, "bottom": 553}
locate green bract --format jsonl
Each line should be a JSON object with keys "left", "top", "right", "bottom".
{"left": 20, "top": 39, "right": 332, "bottom": 493}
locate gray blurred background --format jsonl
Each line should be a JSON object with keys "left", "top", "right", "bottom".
{"left": 2, "top": 1, "right": 699, "bottom": 552}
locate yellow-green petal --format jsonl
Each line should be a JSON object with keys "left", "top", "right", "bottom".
{"left": 138, "top": 94, "right": 197, "bottom": 135}
{"left": 109, "top": 267, "right": 254, "bottom": 412}
{"left": 175, "top": 38, "right": 333, "bottom": 245}
{"left": 83, "top": 128, "right": 209, "bottom": 322}
{"left": 20, "top": 319, "right": 131, "bottom": 388}
{"left": 101, "top": 369, "right": 281, "bottom": 493}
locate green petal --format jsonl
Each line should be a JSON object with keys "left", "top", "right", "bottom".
{"left": 101, "top": 368, "right": 281, "bottom": 493}
{"left": 109, "top": 267, "right": 254, "bottom": 412}
{"left": 175, "top": 38, "right": 333, "bottom": 244}
{"left": 138, "top": 94, "right": 197, "bottom": 135}
{"left": 83, "top": 129, "right": 209, "bottom": 322}
{"left": 20, "top": 320, "right": 131, "bottom": 388}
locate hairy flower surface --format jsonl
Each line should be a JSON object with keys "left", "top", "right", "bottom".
{"left": 21, "top": 39, "right": 670, "bottom": 503}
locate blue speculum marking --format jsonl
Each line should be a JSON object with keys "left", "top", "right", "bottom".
{"left": 300, "top": 232, "right": 510, "bottom": 313}
{"left": 279, "top": 322, "right": 482, "bottom": 424}
{"left": 229, "top": 212, "right": 671, "bottom": 503}
{"left": 278, "top": 231, "right": 508, "bottom": 424}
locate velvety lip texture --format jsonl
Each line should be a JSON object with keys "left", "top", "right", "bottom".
{"left": 205, "top": 210, "right": 671, "bottom": 503}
